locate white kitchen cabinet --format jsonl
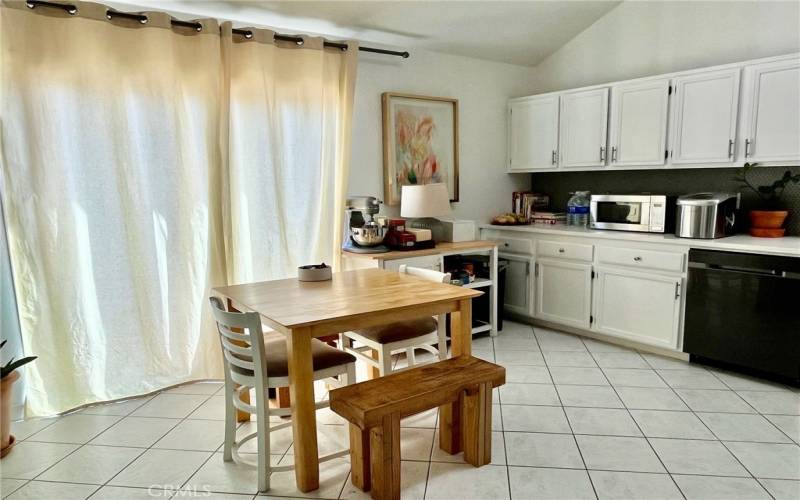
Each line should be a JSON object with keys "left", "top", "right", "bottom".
{"left": 535, "top": 258, "right": 592, "bottom": 329}
{"left": 608, "top": 79, "right": 670, "bottom": 167}
{"left": 742, "top": 58, "right": 800, "bottom": 163}
{"left": 508, "top": 96, "right": 560, "bottom": 171}
{"left": 558, "top": 88, "right": 609, "bottom": 169}
{"left": 501, "top": 253, "right": 534, "bottom": 316}
{"left": 593, "top": 267, "right": 682, "bottom": 349}
{"left": 669, "top": 68, "right": 740, "bottom": 165}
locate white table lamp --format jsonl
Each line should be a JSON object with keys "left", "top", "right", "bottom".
{"left": 400, "top": 184, "right": 451, "bottom": 242}
{"left": 400, "top": 183, "right": 451, "bottom": 218}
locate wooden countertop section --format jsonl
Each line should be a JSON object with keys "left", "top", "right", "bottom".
{"left": 343, "top": 240, "right": 498, "bottom": 261}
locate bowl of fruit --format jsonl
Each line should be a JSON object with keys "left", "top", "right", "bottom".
{"left": 491, "top": 213, "right": 529, "bottom": 225}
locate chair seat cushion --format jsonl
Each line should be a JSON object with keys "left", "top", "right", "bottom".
{"left": 353, "top": 317, "right": 437, "bottom": 344}
{"left": 231, "top": 333, "right": 355, "bottom": 378}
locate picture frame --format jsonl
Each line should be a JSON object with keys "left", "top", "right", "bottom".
{"left": 382, "top": 92, "right": 459, "bottom": 205}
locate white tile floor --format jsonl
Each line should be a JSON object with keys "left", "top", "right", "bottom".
{"left": 2, "top": 321, "right": 799, "bottom": 500}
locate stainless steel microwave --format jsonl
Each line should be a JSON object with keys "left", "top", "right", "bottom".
{"left": 590, "top": 194, "right": 673, "bottom": 233}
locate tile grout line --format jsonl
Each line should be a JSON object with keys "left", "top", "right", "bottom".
{"left": 584, "top": 343, "right": 687, "bottom": 500}
{"left": 645, "top": 358, "right": 775, "bottom": 499}
{"left": 705, "top": 369, "right": 800, "bottom": 445}
{"left": 87, "top": 388, "right": 222, "bottom": 498}
{"left": 12, "top": 394, "right": 176, "bottom": 498}
{"left": 495, "top": 326, "right": 514, "bottom": 499}
{"left": 646, "top": 359, "right": 780, "bottom": 499}
{"left": 538, "top": 327, "right": 599, "bottom": 500}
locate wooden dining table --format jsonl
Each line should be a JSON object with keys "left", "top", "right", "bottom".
{"left": 212, "top": 268, "right": 482, "bottom": 492}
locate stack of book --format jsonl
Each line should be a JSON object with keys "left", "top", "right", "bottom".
{"left": 530, "top": 211, "right": 567, "bottom": 225}
{"left": 512, "top": 192, "right": 550, "bottom": 220}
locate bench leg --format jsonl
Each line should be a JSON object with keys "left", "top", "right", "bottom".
{"left": 462, "top": 382, "right": 492, "bottom": 467}
{"left": 438, "top": 402, "right": 462, "bottom": 454}
{"left": 350, "top": 423, "right": 371, "bottom": 491}
{"left": 370, "top": 413, "right": 401, "bottom": 500}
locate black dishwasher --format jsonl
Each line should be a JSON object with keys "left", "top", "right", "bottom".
{"left": 684, "top": 249, "right": 800, "bottom": 385}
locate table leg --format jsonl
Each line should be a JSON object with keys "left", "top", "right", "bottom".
{"left": 450, "top": 298, "right": 472, "bottom": 357}
{"left": 287, "top": 327, "right": 319, "bottom": 492}
{"left": 439, "top": 298, "right": 473, "bottom": 453}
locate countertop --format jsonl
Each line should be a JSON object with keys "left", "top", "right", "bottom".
{"left": 342, "top": 240, "right": 498, "bottom": 261}
{"left": 479, "top": 223, "right": 800, "bottom": 258}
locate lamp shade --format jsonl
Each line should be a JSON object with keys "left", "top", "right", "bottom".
{"left": 400, "top": 183, "right": 452, "bottom": 218}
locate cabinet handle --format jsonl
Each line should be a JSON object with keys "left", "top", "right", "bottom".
{"left": 675, "top": 282, "right": 681, "bottom": 299}
{"left": 534, "top": 262, "right": 539, "bottom": 277}
{"left": 551, "top": 150, "right": 557, "bottom": 165}
{"left": 558, "top": 248, "right": 565, "bottom": 253}
{"left": 600, "top": 146, "right": 606, "bottom": 162}
{"left": 525, "top": 261, "right": 530, "bottom": 276}
{"left": 728, "top": 139, "right": 734, "bottom": 158}
{"left": 633, "top": 256, "right": 642, "bottom": 262}
{"left": 745, "top": 139, "right": 752, "bottom": 158}
{"left": 611, "top": 146, "right": 617, "bottom": 162}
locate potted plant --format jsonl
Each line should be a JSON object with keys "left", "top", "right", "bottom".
{"left": 734, "top": 164, "right": 800, "bottom": 237}
{"left": 1, "top": 340, "right": 36, "bottom": 458}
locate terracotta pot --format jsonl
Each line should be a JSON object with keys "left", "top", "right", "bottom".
{"left": 749, "top": 210, "right": 789, "bottom": 236}
{"left": 1, "top": 370, "right": 20, "bottom": 458}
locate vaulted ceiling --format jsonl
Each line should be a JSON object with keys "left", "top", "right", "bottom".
{"left": 114, "top": 1, "right": 621, "bottom": 66}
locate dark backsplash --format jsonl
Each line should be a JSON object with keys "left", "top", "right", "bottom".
{"left": 531, "top": 166, "right": 800, "bottom": 236}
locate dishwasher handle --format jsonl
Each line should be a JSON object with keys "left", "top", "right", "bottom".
{"left": 689, "top": 261, "right": 794, "bottom": 278}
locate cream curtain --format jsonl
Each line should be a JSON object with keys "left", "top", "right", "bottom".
{"left": 0, "top": 2, "right": 358, "bottom": 416}
{"left": 221, "top": 23, "right": 357, "bottom": 283}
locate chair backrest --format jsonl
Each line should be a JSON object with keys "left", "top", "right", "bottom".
{"left": 398, "top": 264, "right": 452, "bottom": 284}
{"left": 209, "top": 296, "right": 267, "bottom": 388}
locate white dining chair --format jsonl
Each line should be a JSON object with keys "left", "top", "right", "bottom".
{"left": 209, "top": 297, "right": 356, "bottom": 492}
{"left": 338, "top": 264, "right": 452, "bottom": 376}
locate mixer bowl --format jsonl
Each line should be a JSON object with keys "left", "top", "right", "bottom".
{"left": 351, "top": 225, "right": 385, "bottom": 246}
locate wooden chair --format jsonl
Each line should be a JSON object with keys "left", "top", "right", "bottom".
{"left": 209, "top": 296, "right": 357, "bottom": 492}
{"left": 339, "top": 265, "right": 452, "bottom": 376}
{"left": 329, "top": 356, "right": 506, "bottom": 500}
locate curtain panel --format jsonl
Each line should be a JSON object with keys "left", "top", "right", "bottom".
{"left": 0, "top": 2, "right": 358, "bottom": 416}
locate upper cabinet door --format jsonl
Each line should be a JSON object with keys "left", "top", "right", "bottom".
{"left": 670, "top": 68, "right": 741, "bottom": 165}
{"left": 508, "top": 96, "right": 560, "bottom": 171}
{"left": 559, "top": 88, "right": 609, "bottom": 169}
{"left": 743, "top": 58, "right": 800, "bottom": 163}
{"left": 608, "top": 79, "right": 670, "bottom": 167}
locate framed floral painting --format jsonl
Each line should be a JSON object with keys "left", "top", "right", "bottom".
{"left": 382, "top": 93, "right": 459, "bottom": 205}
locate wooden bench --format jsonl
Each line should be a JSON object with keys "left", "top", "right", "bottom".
{"left": 329, "top": 356, "right": 506, "bottom": 500}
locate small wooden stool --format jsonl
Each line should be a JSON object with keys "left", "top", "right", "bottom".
{"left": 329, "top": 356, "right": 506, "bottom": 500}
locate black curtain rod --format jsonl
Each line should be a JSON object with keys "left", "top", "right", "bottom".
{"left": 25, "top": 1, "right": 410, "bottom": 58}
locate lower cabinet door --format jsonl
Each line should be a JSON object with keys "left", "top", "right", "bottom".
{"left": 535, "top": 258, "right": 592, "bottom": 329}
{"left": 593, "top": 267, "right": 682, "bottom": 349}
{"left": 501, "top": 253, "right": 533, "bottom": 316}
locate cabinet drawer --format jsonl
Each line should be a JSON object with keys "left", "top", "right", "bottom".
{"left": 383, "top": 255, "right": 441, "bottom": 272}
{"left": 538, "top": 240, "right": 593, "bottom": 262}
{"left": 597, "top": 246, "right": 684, "bottom": 273}
{"left": 496, "top": 236, "right": 534, "bottom": 255}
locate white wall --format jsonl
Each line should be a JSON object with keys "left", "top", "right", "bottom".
{"left": 528, "top": 1, "right": 800, "bottom": 93}
{"left": 349, "top": 49, "right": 533, "bottom": 223}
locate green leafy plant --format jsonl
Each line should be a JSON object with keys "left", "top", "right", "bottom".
{"left": 0, "top": 340, "right": 37, "bottom": 379}
{"left": 734, "top": 163, "right": 800, "bottom": 209}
